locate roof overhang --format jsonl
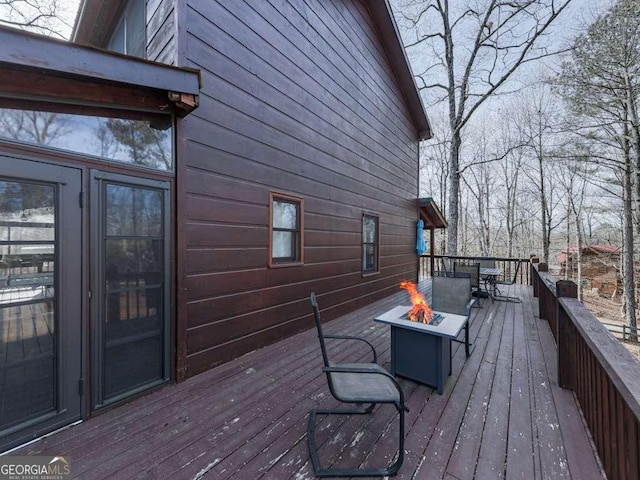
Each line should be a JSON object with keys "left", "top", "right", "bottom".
{"left": 72, "top": 0, "right": 125, "bottom": 46}
{"left": 366, "top": 0, "right": 432, "bottom": 141}
{"left": 419, "top": 198, "right": 447, "bottom": 229}
{"left": 0, "top": 25, "right": 200, "bottom": 118}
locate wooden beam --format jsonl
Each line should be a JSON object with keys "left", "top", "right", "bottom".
{"left": 0, "top": 69, "right": 173, "bottom": 115}
{"left": 0, "top": 26, "right": 200, "bottom": 96}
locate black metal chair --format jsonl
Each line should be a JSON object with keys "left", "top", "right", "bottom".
{"left": 477, "top": 257, "right": 523, "bottom": 303}
{"left": 493, "top": 260, "right": 523, "bottom": 302}
{"left": 308, "top": 292, "right": 408, "bottom": 477}
{"left": 476, "top": 256, "right": 498, "bottom": 300}
{"left": 430, "top": 271, "right": 475, "bottom": 357}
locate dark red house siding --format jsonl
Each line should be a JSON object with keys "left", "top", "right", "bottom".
{"left": 177, "top": 0, "right": 421, "bottom": 376}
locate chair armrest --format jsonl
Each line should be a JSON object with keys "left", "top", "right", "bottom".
{"left": 323, "top": 335, "right": 377, "bottom": 363}
{"left": 465, "top": 299, "right": 475, "bottom": 317}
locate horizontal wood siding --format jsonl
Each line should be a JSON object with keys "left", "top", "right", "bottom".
{"left": 179, "top": 0, "right": 420, "bottom": 376}
{"left": 146, "top": 0, "right": 175, "bottom": 64}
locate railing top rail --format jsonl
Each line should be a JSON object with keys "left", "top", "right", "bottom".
{"left": 424, "top": 254, "right": 532, "bottom": 263}
{"left": 559, "top": 297, "right": 640, "bottom": 420}
{"left": 538, "top": 271, "right": 557, "bottom": 289}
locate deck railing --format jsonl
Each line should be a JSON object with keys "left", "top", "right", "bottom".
{"left": 532, "top": 263, "right": 640, "bottom": 480}
{"left": 419, "top": 254, "right": 531, "bottom": 285}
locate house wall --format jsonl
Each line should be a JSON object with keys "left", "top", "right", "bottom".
{"left": 562, "top": 253, "right": 620, "bottom": 296}
{"left": 177, "top": 0, "right": 421, "bottom": 377}
{"left": 146, "top": 0, "right": 176, "bottom": 64}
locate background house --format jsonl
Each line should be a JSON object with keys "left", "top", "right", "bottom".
{"left": 559, "top": 244, "right": 621, "bottom": 297}
{"left": 0, "top": 0, "right": 430, "bottom": 451}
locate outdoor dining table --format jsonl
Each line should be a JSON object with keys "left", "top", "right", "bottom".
{"left": 374, "top": 305, "right": 468, "bottom": 394}
{"left": 480, "top": 267, "right": 502, "bottom": 298}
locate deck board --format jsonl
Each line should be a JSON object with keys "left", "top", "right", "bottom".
{"left": 474, "top": 298, "right": 514, "bottom": 479}
{"left": 12, "top": 281, "right": 605, "bottom": 480}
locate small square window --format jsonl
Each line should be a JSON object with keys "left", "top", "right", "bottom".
{"left": 362, "top": 214, "right": 379, "bottom": 274}
{"left": 269, "top": 193, "right": 303, "bottom": 266}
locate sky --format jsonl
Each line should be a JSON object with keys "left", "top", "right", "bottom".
{"left": 55, "top": 0, "right": 81, "bottom": 38}
{"left": 0, "top": 0, "right": 81, "bottom": 39}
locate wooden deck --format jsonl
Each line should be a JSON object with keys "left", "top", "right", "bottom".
{"left": 12, "top": 281, "right": 605, "bottom": 479}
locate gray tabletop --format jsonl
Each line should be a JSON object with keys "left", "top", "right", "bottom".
{"left": 480, "top": 267, "right": 502, "bottom": 277}
{"left": 374, "top": 305, "right": 467, "bottom": 339}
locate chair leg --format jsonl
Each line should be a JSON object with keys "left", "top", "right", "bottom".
{"left": 464, "top": 322, "right": 472, "bottom": 357}
{"left": 307, "top": 404, "right": 405, "bottom": 477}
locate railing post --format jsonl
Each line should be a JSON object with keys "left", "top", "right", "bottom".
{"left": 430, "top": 229, "right": 435, "bottom": 277}
{"left": 557, "top": 280, "right": 578, "bottom": 390}
{"left": 537, "top": 263, "right": 548, "bottom": 319}
{"left": 530, "top": 255, "right": 539, "bottom": 287}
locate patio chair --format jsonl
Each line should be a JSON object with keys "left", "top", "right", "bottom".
{"left": 476, "top": 256, "right": 499, "bottom": 299}
{"left": 476, "top": 256, "right": 496, "bottom": 269}
{"left": 497, "top": 259, "right": 521, "bottom": 286}
{"left": 494, "top": 260, "right": 523, "bottom": 302}
{"left": 308, "top": 292, "right": 408, "bottom": 477}
{"left": 430, "top": 272, "right": 475, "bottom": 357}
{"left": 453, "top": 261, "right": 483, "bottom": 307}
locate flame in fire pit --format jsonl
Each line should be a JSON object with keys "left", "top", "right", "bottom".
{"left": 399, "top": 281, "right": 435, "bottom": 323}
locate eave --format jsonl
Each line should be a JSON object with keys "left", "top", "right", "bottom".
{"left": 72, "top": 0, "right": 126, "bottom": 47}
{"left": 366, "top": 0, "right": 432, "bottom": 141}
{"left": 419, "top": 197, "right": 447, "bottom": 229}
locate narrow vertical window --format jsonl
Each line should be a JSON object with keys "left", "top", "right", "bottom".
{"left": 362, "top": 214, "right": 379, "bottom": 273}
{"left": 270, "top": 193, "right": 303, "bottom": 266}
{"left": 107, "top": 0, "right": 145, "bottom": 58}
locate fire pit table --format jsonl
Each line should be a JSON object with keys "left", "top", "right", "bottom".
{"left": 374, "top": 305, "right": 468, "bottom": 394}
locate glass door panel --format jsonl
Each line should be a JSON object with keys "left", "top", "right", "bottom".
{"left": 92, "top": 173, "right": 170, "bottom": 408}
{"left": 0, "top": 158, "right": 81, "bottom": 451}
{"left": 0, "top": 181, "right": 56, "bottom": 430}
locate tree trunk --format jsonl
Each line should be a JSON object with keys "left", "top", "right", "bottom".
{"left": 447, "top": 132, "right": 461, "bottom": 255}
{"left": 537, "top": 154, "right": 549, "bottom": 264}
{"left": 565, "top": 189, "right": 571, "bottom": 281}
{"left": 624, "top": 73, "right": 640, "bottom": 241}
{"left": 622, "top": 121, "right": 637, "bottom": 340}
{"left": 574, "top": 206, "right": 584, "bottom": 302}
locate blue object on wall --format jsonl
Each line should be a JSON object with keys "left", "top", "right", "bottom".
{"left": 416, "top": 220, "right": 427, "bottom": 255}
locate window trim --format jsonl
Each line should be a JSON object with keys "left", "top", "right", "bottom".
{"left": 362, "top": 213, "right": 380, "bottom": 276}
{"left": 268, "top": 192, "right": 304, "bottom": 268}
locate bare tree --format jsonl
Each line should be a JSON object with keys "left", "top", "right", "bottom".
{"left": 0, "top": 0, "right": 68, "bottom": 37}
{"left": 0, "top": 109, "right": 70, "bottom": 145}
{"left": 557, "top": 151, "right": 591, "bottom": 299}
{"left": 513, "top": 84, "right": 567, "bottom": 264}
{"left": 394, "top": 0, "right": 576, "bottom": 255}
{"left": 462, "top": 133, "right": 499, "bottom": 256}
{"left": 103, "top": 119, "right": 172, "bottom": 171}
{"left": 557, "top": 0, "right": 639, "bottom": 337}
{"left": 498, "top": 144, "right": 526, "bottom": 258}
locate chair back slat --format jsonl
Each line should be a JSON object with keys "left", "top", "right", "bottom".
{"left": 310, "top": 292, "right": 330, "bottom": 367}
{"left": 454, "top": 262, "right": 480, "bottom": 289}
{"left": 431, "top": 272, "right": 471, "bottom": 316}
{"left": 476, "top": 257, "right": 496, "bottom": 269}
